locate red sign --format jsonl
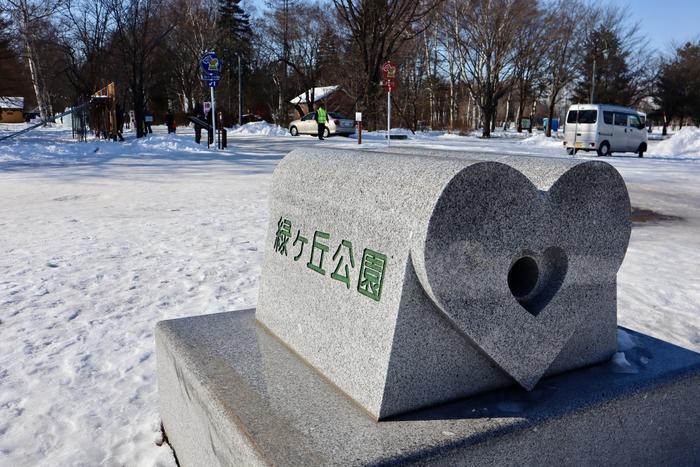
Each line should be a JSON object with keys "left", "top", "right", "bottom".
{"left": 381, "top": 79, "right": 396, "bottom": 92}
{"left": 382, "top": 61, "right": 398, "bottom": 80}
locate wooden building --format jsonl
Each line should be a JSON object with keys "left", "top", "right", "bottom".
{"left": 289, "top": 86, "right": 355, "bottom": 119}
{"left": 0, "top": 96, "right": 25, "bottom": 123}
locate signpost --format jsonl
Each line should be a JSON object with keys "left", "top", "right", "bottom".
{"left": 356, "top": 112, "right": 362, "bottom": 144}
{"left": 201, "top": 52, "right": 222, "bottom": 149}
{"left": 382, "top": 61, "right": 397, "bottom": 145}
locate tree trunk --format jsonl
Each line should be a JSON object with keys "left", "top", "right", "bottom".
{"left": 546, "top": 100, "right": 556, "bottom": 137}
{"left": 662, "top": 112, "right": 667, "bottom": 136}
{"left": 482, "top": 101, "right": 493, "bottom": 138}
{"left": 21, "top": 9, "right": 51, "bottom": 121}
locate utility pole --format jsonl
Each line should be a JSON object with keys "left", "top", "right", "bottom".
{"left": 590, "top": 55, "right": 596, "bottom": 104}
{"left": 238, "top": 53, "right": 243, "bottom": 126}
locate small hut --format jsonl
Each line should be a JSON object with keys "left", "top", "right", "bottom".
{"left": 90, "top": 83, "right": 118, "bottom": 139}
{"left": 289, "top": 86, "right": 354, "bottom": 119}
{"left": 0, "top": 97, "right": 25, "bottom": 123}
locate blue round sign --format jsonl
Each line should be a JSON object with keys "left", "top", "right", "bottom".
{"left": 200, "top": 52, "right": 222, "bottom": 74}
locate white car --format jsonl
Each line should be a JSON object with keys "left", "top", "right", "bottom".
{"left": 563, "top": 104, "right": 647, "bottom": 157}
{"left": 289, "top": 112, "right": 355, "bottom": 137}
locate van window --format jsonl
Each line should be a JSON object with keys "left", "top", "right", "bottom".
{"left": 566, "top": 110, "right": 597, "bottom": 124}
{"left": 603, "top": 111, "right": 613, "bottom": 124}
{"left": 628, "top": 114, "right": 641, "bottom": 128}
{"left": 614, "top": 113, "right": 627, "bottom": 126}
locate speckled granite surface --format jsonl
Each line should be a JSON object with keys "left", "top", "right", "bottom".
{"left": 256, "top": 149, "right": 631, "bottom": 418}
{"left": 157, "top": 310, "right": 700, "bottom": 466}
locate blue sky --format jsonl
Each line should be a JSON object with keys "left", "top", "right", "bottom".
{"left": 248, "top": 0, "right": 698, "bottom": 53}
{"left": 607, "top": 0, "right": 700, "bottom": 52}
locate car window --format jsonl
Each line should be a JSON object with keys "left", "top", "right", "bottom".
{"left": 566, "top": 110, "right": 597, "bottom": 124}
{"left": 577, "top": 110, "right": 597, "bottom": 124}
{"left": 614, "top": 113, "right": 627, "bottom": 126}
{"left": 603, "top": 111, "right": 613, "bottom": 125}
{"left": 628, "top": 114, "right": 641, "bottom": 128}
{"left": 302, "top": 112, "right": 316, "bottom": 121}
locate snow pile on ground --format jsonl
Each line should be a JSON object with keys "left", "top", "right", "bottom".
{"left": 652, "top": 126, "right": 700, "bottom": 157}
{"left": 519, "top": 133, "right": 564, "bottom": 148}
{"left": 229, "top": 121, "right": 289, "bottom": 137}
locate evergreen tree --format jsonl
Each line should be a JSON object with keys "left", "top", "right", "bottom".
{"left": 655, "top": 41, "right": 700, "bottom": 132}
{"left": 217, "top": 0, "right": 251, "bottom": 118}
{"left": 573, "top": 26, "right": 635, "bottom": 106}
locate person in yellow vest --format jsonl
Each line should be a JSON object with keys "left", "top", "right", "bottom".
{"left": 316, "top": 103, "right": 328, "bottom": 141}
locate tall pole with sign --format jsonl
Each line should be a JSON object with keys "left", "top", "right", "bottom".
{"left": 201, "top": 51, "right": 222, "bottom": 149}
{"left": 382, "top": 61, "right": 397, "bottom": 146}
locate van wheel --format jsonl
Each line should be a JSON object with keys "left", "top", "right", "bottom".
{"left": 597, "top": 141, "right": 611, "bottom": 157}
{"left": 290, "top": 126, "right": 298, "bottom": 136}
{"left": 637, "top": 143, "right": 646, "bottom": 158}
{"left": 566, "top": 147, "right": 577, "bottom": 155}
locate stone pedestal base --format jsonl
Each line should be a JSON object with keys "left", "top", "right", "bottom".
{"left": 156, "top": 310, "right": 700, "bottom": 466}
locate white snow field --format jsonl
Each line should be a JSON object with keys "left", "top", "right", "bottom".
{"left": 1, "top": 123, "right": 699, "bottom": 466}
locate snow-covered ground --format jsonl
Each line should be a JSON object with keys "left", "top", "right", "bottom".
{"left": 1, "top": 122, "right": 699, "bottom": 466}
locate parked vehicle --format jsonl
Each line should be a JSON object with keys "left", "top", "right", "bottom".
{"left": 289, "top": 112, "right": 355, "bottom": 137}
{"left": 563, "top": 104, "right": 647, "bottom": 157}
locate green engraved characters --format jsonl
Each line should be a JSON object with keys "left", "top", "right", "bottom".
{"left": 272, "top": 217, "right": 387, "bottom": 301}
{"left": 274, "top": 217, "right": 292, "bottom": 256}
{"left": 358, "top": 249, "right": 387, "bottom": 301}
{"left": 307, "top": 231, "right": 330, "bottom": 274}
{"left": 331, "top": 240, "right": 355, "bottom": 288}
{"left": 292, "top": 230, "right": 308, "bottom": 261}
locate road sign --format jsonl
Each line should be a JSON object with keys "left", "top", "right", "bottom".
{"left": 381, "top": 61, "right": 397, "bottom": 146}
{"left": 201, "top": 72, "right": 222, "bottom": 80}
{"left": 382, "top": 61, "right": 397, "bottom": 80}
{"left": 200, "top": 52, "right": 222, "bottom": 74}
{"left": 207, "top": 80, "right": 219, "bottom": 88}
{"left": 381, "top": 79, "right": 396, "bottom": 93}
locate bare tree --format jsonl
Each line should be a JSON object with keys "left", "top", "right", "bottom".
{"left": 332, "top": 0, "right": 441, "bottom": 129}
{"left": 106, "top": 0, "right": 176, "bottom": 137}
{"left": 542, "top": 0, "right": 590, "bottom": 137}
{"left": 59, "top": 0, "right": 111, "bottom": 99}
{"left": 261, "top": 2, "right": 338, "bottom": 119}
{"left": 164, "top": 0, "right": 218, "bottom": 113}
{"left": 451, "top": 0, "right": 531, "bottom": 137}
{"left": 4, "top": 0, "right": 63, "bottom": 120}
{"left": 511, "top": 3, "right": 547, "bottom": 132}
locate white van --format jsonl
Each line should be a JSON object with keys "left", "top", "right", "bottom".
{"left": 563, "top": 104, "right": 647, "bottom": 157}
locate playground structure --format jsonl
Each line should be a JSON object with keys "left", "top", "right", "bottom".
{"left": 1, "top": 83, "right": 228, "bottom": 148}
{"left": 0, "top": 83, "right": 119, "bottom": 143}
{"left": 89, "top": 83, "right": 119, "bottom": 140}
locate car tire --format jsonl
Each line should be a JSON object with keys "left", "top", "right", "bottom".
{"left": 637, "top": 143, "right": 646, "bottom": 158}
{"left": 324, "top": 128, "right": 330, "bottom": 138}
{"left": 290, "top": 126, "right": 298, "bottom": 136}
{"left": 597, "top": 141, "right": 611, "bottom": 157}
{"left": 566, "top": 147, "right": 577, "bottom": 155}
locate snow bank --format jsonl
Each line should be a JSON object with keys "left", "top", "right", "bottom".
{"left": 519, "top": 134, "right": 563, "bottom": 148}
{"left": 652, "top": 126, "right": 700, "bottom": 157}
{"left": 229, "top": 121, "right": 289, "bottom": 137}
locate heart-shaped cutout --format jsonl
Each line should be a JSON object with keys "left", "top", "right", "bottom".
{"left": 411, "top": 160, "right": 631, "bottom": 389}
{"left": 507, "top": 247, "right": 568, "bottom": 316}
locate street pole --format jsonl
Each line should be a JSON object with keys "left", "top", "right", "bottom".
{"left": 590, "top": 56, "right": 596, "bottom": 104}
{"left": 387, "top": 90, "right": 391, "bottom": 146}
{"left": 211, "top": 86, "right": 217, "bottom": 149}
{"left": 238, "top": 53, "right": 243, "bottom": 126}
